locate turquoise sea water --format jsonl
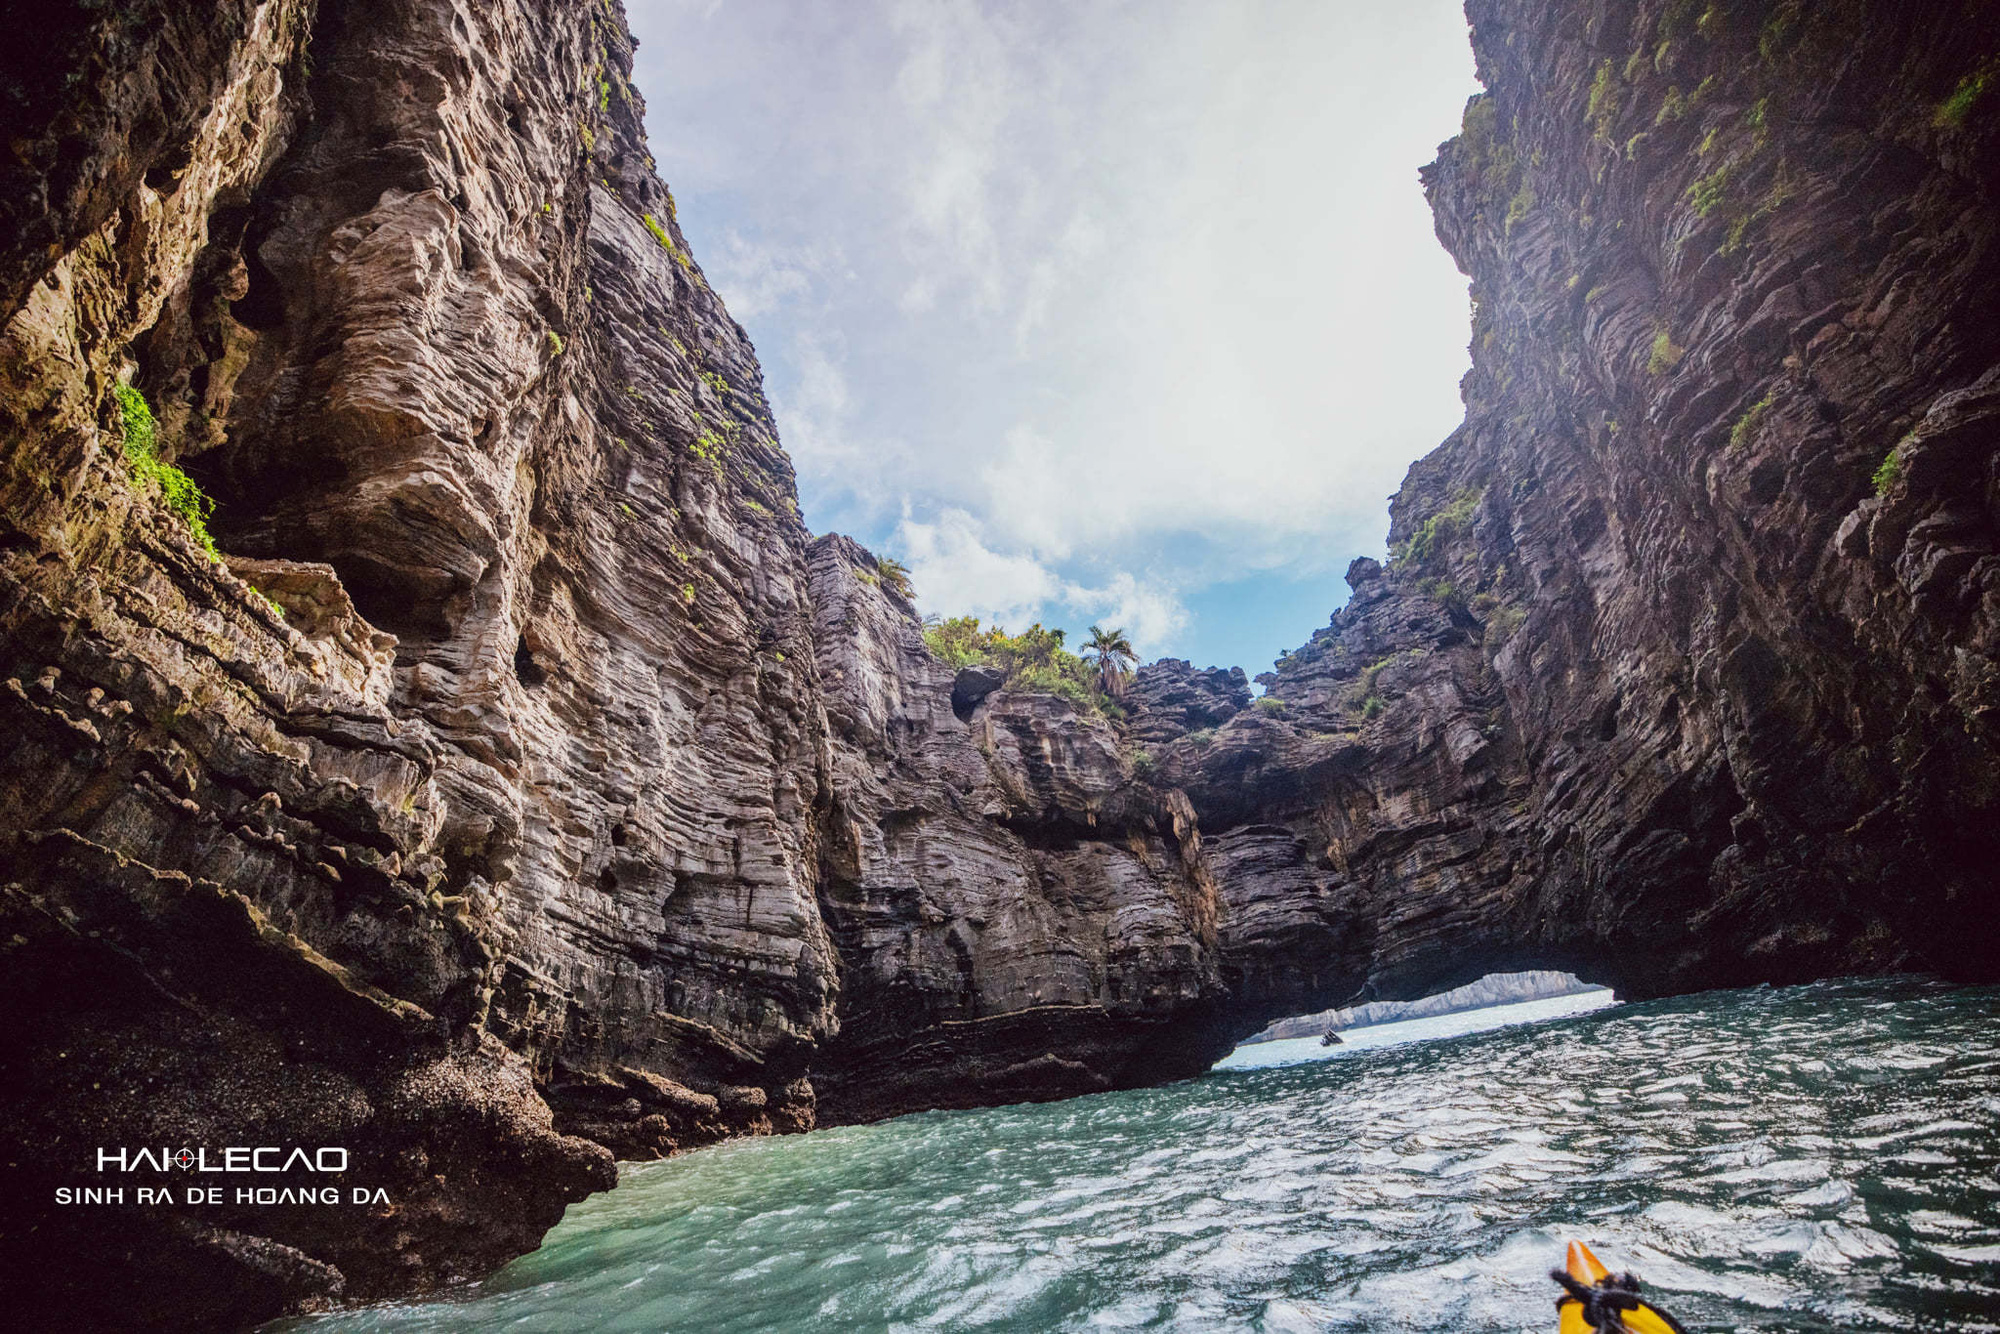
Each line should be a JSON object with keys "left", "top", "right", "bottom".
{"left": 285, "top": 977, "right": 2000, "bottom": 1332}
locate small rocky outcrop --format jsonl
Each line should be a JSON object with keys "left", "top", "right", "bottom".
{"left": 1123, "top": 658, "right": 1251, "bottom": 746}
{"left": 949, "top": 663, "right": 1008, "bottom": 719}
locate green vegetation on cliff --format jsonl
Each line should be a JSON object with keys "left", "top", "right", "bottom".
{"left": 115, "top": 385, "right": 218, "bottom": 559}
{"left": 1647, "top": 327, "right": 1685, "bottom": 374}
{"left": 876, "top": 556, "right": 913, "bottom": 599}
{"left": 1730, "top": 393, "right": 1774, "bottom": 450}
{"left": 1392, "top": 487, "right": 1483, "bottom": 566}
{"left": 1873, "top": 442, "right": 1905, "bottom": 495}
{"left": 1935, "top": 63, "right": 1994, "bottom": 128}
{"left": 923, "top": 616, "right": 1116, "bottom": 713}
{"left": 1083, "top": 624, "right": 1135, "bottom": 697}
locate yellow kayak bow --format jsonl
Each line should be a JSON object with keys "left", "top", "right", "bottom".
{"left": 1553, "top": 1241, "right": 1688, "bottom": 1334}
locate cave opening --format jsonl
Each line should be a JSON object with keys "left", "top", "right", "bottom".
{"left": 1213, "top": 970, "right": 1616, "bottom": 1071}
{"left": 514, "top": 637, "right": 547, "bottom": 686}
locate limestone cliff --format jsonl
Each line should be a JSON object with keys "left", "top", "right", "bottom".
{"left": 2, "top": 0, "right": 825, "bottom": 1323}
{"left": 807, "top": 536, "right": 1231, "bottom": 1123}
{"left": 4, "top": 0, "right": 2000, "bottom": 1328}
{"left": 1169, "top": 0, "right": 2000, "bottom": 1014}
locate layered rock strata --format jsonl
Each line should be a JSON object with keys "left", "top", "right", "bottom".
{"left": 1179, "top": 0, "right": 2000, "bottom": 1010}
{"left": 786, "top": 0, "right": 2000, "bottom": 1100}
{"left": 2, "top": 0, "right": 826, "bottom": 1324}
{"left": 4, "top": 0, "right": 2000, "bottom": 1327}
{"left": 807, "top": 536, "right": 1231, "bottom": 1123}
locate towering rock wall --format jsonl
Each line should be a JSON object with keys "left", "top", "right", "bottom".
{"left": 1, "top": 0, "right": 829, "bottom": 1323}
{"left": 4, "top": 0, "right": 2000, "bottom": 1328}
{"left": 1169, "top": 0, "right": 2000, "bottom": 1012}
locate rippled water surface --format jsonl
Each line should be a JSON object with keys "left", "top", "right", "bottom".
{"left": 290, "top": 978, "right": 2000, "bottom": 1332}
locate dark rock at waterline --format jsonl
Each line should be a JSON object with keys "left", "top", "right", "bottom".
{"left": 3, "top": 0, "right": 2000, "bottom": 1325}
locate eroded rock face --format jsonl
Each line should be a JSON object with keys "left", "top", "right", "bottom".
{"left": 1160, "top": 0, "right": 2000, "bottom": 1015}
{"left": 1124, "top": 658, "right": 1251, "bottom": 747}
{"left": 5, "top": 0, "right": 2000, "bottom": 1326}
{"left": 798, "top": 0, "right": 2000, "bottom": 1095}
{"left": 805, "top": 536, "right": 1230, "bottom": 1123}
{"left": 1, "top": 0, "right": 825, "bottom": 1324}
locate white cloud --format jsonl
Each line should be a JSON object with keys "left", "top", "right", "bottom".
{"left": 701, "top": 229, "right": 822, "bottom": 319}
{"left": 896, "top": 508, "right": 1061, "bottom": 628}
{"left": 767, "top": 332, "right": 853, "bottom": 467}
{"left": 1068, "top": 571, "right": 1189, "bottom": 654}
{"left": 897, "top": 276, "right": 937, "bottom": 316}
{"left": 630, "top": 0, "right": 1479, "bottom": 667}
{"left": 896, "top": 509, "right": 1188, "bottom": 654}
{"left": 886, "top": 0, "right": 1018, "bottom": 310}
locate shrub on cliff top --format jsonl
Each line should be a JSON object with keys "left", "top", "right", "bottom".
{"left": 1083, "top": 624, "right": 1136, "bottom": 698}
{"left": 115, "top": 384, "right": 218, "bottom": 560}
{"left": 876, "top": 556, "right": 914, "bottom": 600}
{"left": 643, "top": 213, "right": 693, "bottom": 271}
{"left": 922, "top": 616, "right": 1109, "bottom": 713}
{"left": 1460, "top": 94, "right": 1497, "bottom": 158}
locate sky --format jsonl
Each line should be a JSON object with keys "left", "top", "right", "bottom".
{"left": 625, "top": 0, "right": 1481, "bottom": 675}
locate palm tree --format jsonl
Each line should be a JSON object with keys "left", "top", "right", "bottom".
{"left": 1083, "top": 625, "right": 1136, "bottom": 698}
{"left": 876, "top": 555, "right": 914, "bottom": 600}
